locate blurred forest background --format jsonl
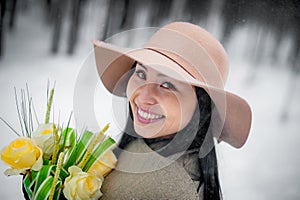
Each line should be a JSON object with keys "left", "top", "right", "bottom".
{"left": 1, "top": 0, "right": 300, "bottom": 120}
{"left": 0, "top": 0, "right": 300, "bottom": 199}
{"left": 1, "top": 0, "right": 300, "bottom": 63}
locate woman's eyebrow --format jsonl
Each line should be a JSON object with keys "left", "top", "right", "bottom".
{"left": 157, "top": 73, "right": 169, "bottom": 78}
{"left": 137, "top": 63, "right": 148, "bottom": 71}
{"left": 137, "top": 63, "right": 169, "bottom": 78}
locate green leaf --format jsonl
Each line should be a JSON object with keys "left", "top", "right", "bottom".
{"left": 24, "top": 167, "right": 64, "bottom": 199}
{"left": 59, "top": 128, "right": 76, "bottom": 151}
{"left": 43, "top": 160, "right": 50, "bottom": 165}
{"left": 34, "top": 176, "right": 54, "bottom": 200}
{"left": 23, "top": 177, "right": 32, "bottom": 198}
{"left": 64, "top": 130, "right": 93, "bottom": 170}
{"left": 53, "top": 181, "right": 62, "bottom": 200}
{"left": 59, "top": 166, "right": 69, "bottom": 180}
{"left": 82, "top": 137, "right": 116, "bottom": 172}
{"left": 34, "top": 165, "right": 56, "bottom": 193}
{"left": 23, "top": 182, "right": 33, "bottom": 199}
{"left": 67, "top": 129, "right": 77, "bottom": 152}
{"left": 33, "top": 168, "right": 63, "bottom": 199}
{"left": 47, "top": 165, "right": 68, "bottom": 181}
{"left": 23, "top": 171, "right": 39, "bottom": 198}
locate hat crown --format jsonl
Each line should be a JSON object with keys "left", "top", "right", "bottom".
{"left": 144, "top": 22, "right": 229, "bottom": 87}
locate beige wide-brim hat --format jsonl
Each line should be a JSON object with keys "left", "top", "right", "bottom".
{"left": 94, "top": 22, "right": 252, "bottom": 148}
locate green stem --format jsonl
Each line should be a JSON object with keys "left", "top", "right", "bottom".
{"left": 78, "top": 124, "right": 110, "bottom": 169}
{"left": 48, "top": 152, "right": 64, "bottom": 200}
{"left": 45, "top": 88, "right": 54, "bottom": 124}
{"left": 51, "top": 124, "right": 60, "bottom": 165}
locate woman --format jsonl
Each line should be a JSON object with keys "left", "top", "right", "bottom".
{"left": 94, "top": 22, "right": 252, "bottom": 199}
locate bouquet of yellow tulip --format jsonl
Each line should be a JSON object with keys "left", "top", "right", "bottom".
{"left": 0, "top": 85, "right": 117, "bottom": 200}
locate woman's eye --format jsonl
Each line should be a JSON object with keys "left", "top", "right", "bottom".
{"left": 161, "top": 82, "right": 176, "bottom": 90}
{"left": 135, "top": 70, "right": 146, "bottom": 80}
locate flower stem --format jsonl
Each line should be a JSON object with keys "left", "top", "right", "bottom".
{"left": 45, "top": 88, "right": 54, "bottom": 124}
{"left": 51, "top": 124, "right": 60, "bottom": 165}
{"left": 49, "top": 152, "right": 64, "bottom": 200}
{"left": 78, "top": 123, "right": 110, "bottom": 169}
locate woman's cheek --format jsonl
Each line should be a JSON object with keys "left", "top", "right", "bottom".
{"left": 126, "top": 76, "right": 135, "bottom": 99}
{"left": 162, "top": 92, "right": 193, "bottom": 132}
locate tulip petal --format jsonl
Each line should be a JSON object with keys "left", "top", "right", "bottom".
{"left": 32, "top": 148, "right": 43, "bottom": 171}
{"left": 63, "top": 166, "right": 103, "bottom": 200}
{"left": 4, "top": 168, "right": 28, "bottom": 176}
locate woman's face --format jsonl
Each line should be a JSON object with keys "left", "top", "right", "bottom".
{"left": 126, "top": 63, "right": 198, "bottom": 138}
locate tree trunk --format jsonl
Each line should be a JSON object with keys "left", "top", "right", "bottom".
{"left": 51, "top": 0, "right": 63, "bottom": 54}
{"left": 0, "top": 0, "right": 6, "bottom": 59}
{"left": 9, "top": 0, "right": 17, "bottom": 30}
{"left": 67, "top": 0, "right": 82, "bottom": 55}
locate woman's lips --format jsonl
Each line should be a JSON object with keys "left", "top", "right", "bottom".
{"left": 136, "top": 107, "right": 164, "bottom": 124}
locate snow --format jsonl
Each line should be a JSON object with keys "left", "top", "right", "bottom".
{"left": 0, "top": 2, "right": 300, "bottom": 200}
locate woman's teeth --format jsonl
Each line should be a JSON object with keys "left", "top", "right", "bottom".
{"left": 138, "top": 108, "right": 164, "bottom": 120}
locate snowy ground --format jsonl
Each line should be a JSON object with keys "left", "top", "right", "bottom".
{"left": 0, "top": 3, "right": 300, "bottom": 200}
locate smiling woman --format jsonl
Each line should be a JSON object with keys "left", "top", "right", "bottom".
{"left": 93, "top": 22, "right": 252, "bottom": 199}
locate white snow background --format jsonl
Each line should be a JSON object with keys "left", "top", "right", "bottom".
{"left": 0, "top": 2, "right": 300, "bottom": 200}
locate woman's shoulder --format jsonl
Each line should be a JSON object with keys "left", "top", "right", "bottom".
{"left": 100, "top": 139, "right": 203, "bottom": 199}
{"left": 175, "top": 150, "right": 201, "bottom": 186}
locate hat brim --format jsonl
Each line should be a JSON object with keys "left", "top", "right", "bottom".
{"left": 94, "top": 40, "right": 252, "bottom": 148}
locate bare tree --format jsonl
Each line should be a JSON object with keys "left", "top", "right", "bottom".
{"left": 0, "top": 0, "right": 6, "bottom": 59}
{"left": 67, "top": 0, "right": 84, "bottom": 54}
{"left": 51, "top": 0, "right": 67, "bottom": 54}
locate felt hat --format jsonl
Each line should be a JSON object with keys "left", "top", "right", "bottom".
{"left": 94, "top": 22, "right": 252, "bottom": 148}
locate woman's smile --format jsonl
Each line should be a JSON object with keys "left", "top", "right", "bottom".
{"left": 136, "top": 106, "right": 165, "bottom": 124}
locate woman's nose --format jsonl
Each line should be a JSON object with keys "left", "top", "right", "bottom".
{"left": 137, "top": 84, "right": 158, "bottom": 105}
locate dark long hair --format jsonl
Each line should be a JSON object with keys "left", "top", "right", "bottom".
{"left": 194, "top": 87, "right": 222, "bottom": 200}
{"left": 118, "top": 86, "right": 222, "bottom": 200}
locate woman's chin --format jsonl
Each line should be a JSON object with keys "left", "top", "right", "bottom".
{"left": 133, "top": 123, "right": 164, "bottom": 139}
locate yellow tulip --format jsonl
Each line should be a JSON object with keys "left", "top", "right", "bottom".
{"left": 88, "top": 150, "right": 117, "bottom": 178}
{"left": 63, "top": 166, "right": 103, "bottom": 200}
{"left": 1, "top": 137, "right": 43, "bottom": 175}
{"left": 32, "top": 124, "right": 55, "bottom": 159}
